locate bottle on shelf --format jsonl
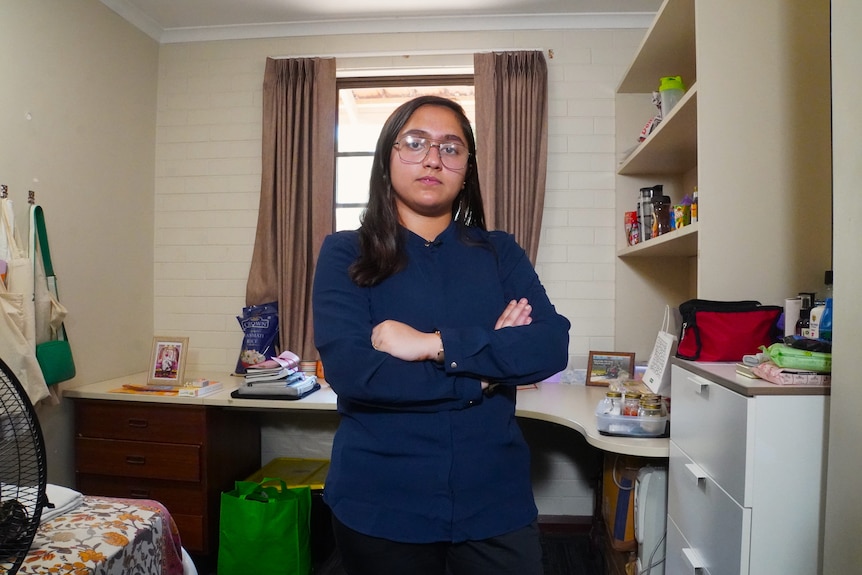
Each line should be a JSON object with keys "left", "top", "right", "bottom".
{"left": 659, "top": 76, "right": 686, "bottom": 118}
{"left": 652, "top": 195, "right": 673, "bottom": 236}
{"left": 820, "top": 298, "right": 833, "bottom": 342}
{"left": 637, "top": 186, "right": 655, "bottom": 242}
{"left": 691, "top": 186, "right": 698, "bottom": 223}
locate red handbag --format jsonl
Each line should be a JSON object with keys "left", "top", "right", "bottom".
{"left": 675, "top": 299, "right": 783, "bottom": 362}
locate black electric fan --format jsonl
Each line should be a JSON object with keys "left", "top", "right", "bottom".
{"left": 0, "top": 357, "right": 48, "bottom": 574}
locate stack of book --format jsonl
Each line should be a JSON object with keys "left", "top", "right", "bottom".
{"left": 234, "top": 352, "right": 319, "bottom": 398}
{"left": 113, "top": 378, "right": 224, "bottom": 397}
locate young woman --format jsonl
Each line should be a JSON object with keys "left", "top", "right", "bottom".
{"left": 312, "top": 95, "right": 570, "bottom": 575}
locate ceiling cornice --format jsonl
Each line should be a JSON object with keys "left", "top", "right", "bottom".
{"left": 99, "top": 0, "right": 654, "bottom": 44}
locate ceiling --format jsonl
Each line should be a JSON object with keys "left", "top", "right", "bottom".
{"left": 100, "top": 0, "right": 662, "bottom": 43}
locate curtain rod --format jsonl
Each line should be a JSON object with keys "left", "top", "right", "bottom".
{"left": 273, "top": 48, "right": 550, "bottom": 60}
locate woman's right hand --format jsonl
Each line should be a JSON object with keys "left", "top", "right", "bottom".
{"left": 495, "top": 298, "right": 532, "bottom": 329}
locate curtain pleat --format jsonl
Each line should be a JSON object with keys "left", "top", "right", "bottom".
{"left": 246, "top": 57, "right": 336, "bottom": 361}
{"left": 474, "top": 51, "right": 549, "bottom": 264}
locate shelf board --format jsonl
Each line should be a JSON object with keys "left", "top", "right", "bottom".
{"left": 617, "top": 222, "right": 698, "bottom": 258}
{"left": 617, "top": 0, "right": 696, "bottom": 94}
{"left": 617, "top": 85, "right": 697, "bottom": 176}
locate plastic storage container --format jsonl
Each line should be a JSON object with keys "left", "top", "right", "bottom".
{"left": 596, "top": 402, "right": 668, "bottom": 437}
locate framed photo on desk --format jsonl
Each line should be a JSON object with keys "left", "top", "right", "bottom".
{"left": 586, "top": 351, "right": 635, "bottom": 386}
{"left": 148, "top": 336, "right": 188, "bottom": 385}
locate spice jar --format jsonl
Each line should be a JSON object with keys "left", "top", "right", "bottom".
{"left": 638, "top": 400, "right": 666, "bottom": 434}
{"left": 622, "top": 392, "right": 642, "bottom": 416}
{"left": 600, "top": 390, "right": 623, "bottom": 415}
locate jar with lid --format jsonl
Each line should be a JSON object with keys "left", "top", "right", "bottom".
{"left": 638, "top": 401, "right": 666, "bottom": 434}
{"left": 622, "top": 392, "right": 642, "bottom": 416}
{"left": 599, "top": 390, "right": 622, "bottom": 415}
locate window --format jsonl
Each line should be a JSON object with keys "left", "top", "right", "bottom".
{"left": 335, "top": 76, "right": 475, "bottom": 231}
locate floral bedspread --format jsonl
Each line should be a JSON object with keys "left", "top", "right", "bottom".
{"left": 0, "top": 496, "right": 184, "bottom": 575}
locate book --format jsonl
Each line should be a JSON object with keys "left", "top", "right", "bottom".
{"left": 735, "top": 363, "right": 759, "bottom": 379}
{"left": 184, "top": 377, "right": 214, "bottom": 387}
{"left": 244, "top": 366, "right": 300, "bottom": 383}
{"left": 245, "top": 370, "right": 305, "bottom": 387}
{"left": 177, "top": 381, "right": 224, "bottom": 396}
{"left": 112, "top": 381, "right": 224, "bottom": 397}
{"left": 234, "top": 375, "right": 317, "bottom": 397}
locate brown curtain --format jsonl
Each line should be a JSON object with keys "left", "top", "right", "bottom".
{"left": 474, "top": 51, "right": 549, "bottom": 264}
{"left": 246, "top": 57, "right": 336, "bottom": 360}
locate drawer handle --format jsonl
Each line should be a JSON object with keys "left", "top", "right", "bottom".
{"left": 682, "top": 547, "right": 706, "bottom": 572}
{"left": 129, "top": 489, "right": 150, "bottom": 498}
{"left": 125, "top": 455, "right": 147, "bottom": 466}
{"left": 127, "top": 418, "right": 149, "bottom": 429}
{"left": 687, "top": 376, "right": 709, "bottom": 395}
{"left": 685, "top": 462, "right": 707, "bottom": 486}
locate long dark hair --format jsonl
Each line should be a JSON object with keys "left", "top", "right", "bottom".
{"left": 349, "top": 95, "right": 486, "bottom": 287}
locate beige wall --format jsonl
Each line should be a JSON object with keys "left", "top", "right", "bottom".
{"left": 823, "top": 0, "right": 862, "bottom": 572}
{"left": 154, "top": 30, "right": 644, "bottom": 375}
{"left": 0, "top": 1, "right": 158, "bottom": 484}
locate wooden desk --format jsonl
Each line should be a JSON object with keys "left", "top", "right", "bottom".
{"left": 66, "top": 373, "right": 669, "bottom": 458}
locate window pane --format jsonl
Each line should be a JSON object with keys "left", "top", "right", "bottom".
{"left": 335, "top": 207, "right": 365, "bottom": 232}
{"left": 338, "top": 86, "right": 475, "bottom": 153}
{"left": 336, "top": 156, "right": 373, "bottom": 204}
{"left": 334, "top": 81, "right": 474, "bottom": 234}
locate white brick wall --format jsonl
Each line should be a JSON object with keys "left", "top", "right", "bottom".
{"left": 154, "top": 26, "right": 647, "bottom": 521}
{"left": 155, "top": 27, "right": 645, "bottom": 374}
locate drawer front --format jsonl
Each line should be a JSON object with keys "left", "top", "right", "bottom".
{"left": 75, "top": 473, "right": 205, "bottom": 516}
{"left": 75, "top": 400, "right": 207, "bottom": 443}
{"left": 666, "top": 515, "right": 713, "bottom": 575}
{"left": 76, "top": 438, "right": 201, "bottom": 482}
{"left": 670, "top": 365, "right": 749, "bottom": 502}
{"left": 668, "top": 441, "right": 749, "bottom": 575}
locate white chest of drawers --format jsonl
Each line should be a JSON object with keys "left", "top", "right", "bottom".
{"left": 667, "top": 362, "right": 830, "bottom": 575}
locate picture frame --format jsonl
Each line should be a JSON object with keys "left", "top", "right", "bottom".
{"left": 586, "top": 351, "right": 636, "bottom": 387}
{"left": 148, "top": 336, "right": 189, "bottom": 385}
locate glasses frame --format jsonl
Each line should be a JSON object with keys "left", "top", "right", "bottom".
{"left": 393, "top": 136, "right": 470, "bottom": 171}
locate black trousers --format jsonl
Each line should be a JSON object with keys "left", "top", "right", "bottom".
{"left": 331, "top": 515, "right": 544, "bottom": 575}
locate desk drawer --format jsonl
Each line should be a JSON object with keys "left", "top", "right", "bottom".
{"left": 75, "top": 474, "right": 205, "bottom": 516}
{"left": 668, "top": 441, "right": 749, "bottom": 575}
{"left": 671, "top": 365, "right": 749, "bottom": 502}
{"left": 76, "top": 438, "right": 201, "bottom": 481}
{"left": 75, "top": 400, "right": 207, "bottom": 444}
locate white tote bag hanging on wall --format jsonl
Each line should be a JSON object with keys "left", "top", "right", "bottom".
{"left": 642, "top": 305, "right": 678, "bottom": 397}
{"left": 0, "top": 196, "right": 49, "bottom": 404}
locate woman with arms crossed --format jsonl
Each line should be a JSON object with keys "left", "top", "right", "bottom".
{"left": 313, "top": 95, "right": 570, "bottom": 575}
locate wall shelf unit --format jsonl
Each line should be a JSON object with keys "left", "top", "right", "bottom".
{"left": 614, "top": 0, "right": 832, "bottom": 361}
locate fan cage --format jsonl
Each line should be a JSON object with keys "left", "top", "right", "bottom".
{"left": 0, "top": 359, "right": 48, "bottom": 575}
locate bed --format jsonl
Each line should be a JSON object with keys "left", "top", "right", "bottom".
{"left": 0, "top": 487, "right": 196, "bottom": 575}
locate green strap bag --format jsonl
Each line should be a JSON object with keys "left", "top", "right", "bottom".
{"left": 218, "top": 478, "right": 312, "bottom": 575}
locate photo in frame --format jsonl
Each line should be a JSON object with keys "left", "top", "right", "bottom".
{"left": 148, "top": 336, "right": 189, "bottom": 385}
{"left": 586, "top": 351, "right": 636, "bottom": 386}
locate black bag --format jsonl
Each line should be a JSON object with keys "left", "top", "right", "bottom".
{"left": 675, "top": 299, "right": 782, "bottom": 362}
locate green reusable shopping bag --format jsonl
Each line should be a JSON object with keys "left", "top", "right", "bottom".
{"left": 217, "top": 478, "right": 312, "bottom": 575}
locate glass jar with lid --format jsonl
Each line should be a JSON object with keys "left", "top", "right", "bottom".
{"left": 600, "top": 390, "right": 623, "bottom": 415}
{"left": 622, "top": 392, "right": 642, "bottom": 416}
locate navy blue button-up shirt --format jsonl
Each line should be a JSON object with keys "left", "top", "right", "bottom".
{"left": 312, "top": 222, "right": 570, "bottom": 543}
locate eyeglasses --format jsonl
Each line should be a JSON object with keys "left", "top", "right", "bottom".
{"left": 393, "top": 135, "right": 469, "bottom": 171}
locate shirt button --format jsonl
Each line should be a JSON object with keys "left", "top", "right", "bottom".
{"left": 449, "top": 361, "right": 457, "bottom": 369}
